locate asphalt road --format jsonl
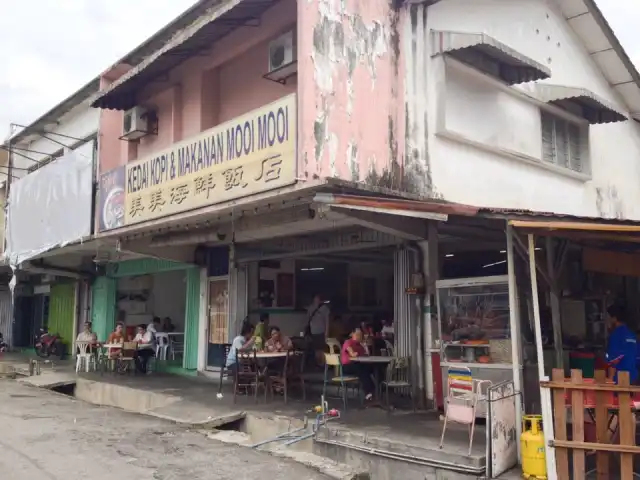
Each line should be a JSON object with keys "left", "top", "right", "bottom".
{"left": 0, "top": 379, "right": 332, "bottom": 480}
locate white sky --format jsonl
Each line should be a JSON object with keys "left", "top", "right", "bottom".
{"left": 0, "top": 0, "right": 638, "bottom": 139}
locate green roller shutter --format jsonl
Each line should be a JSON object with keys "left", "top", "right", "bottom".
{"left": 48, "top": 282, "right": 76, "bottom": 347}
{"left": 91, "top": 276, "right": 116, "bottom": 342}
{"left": 183, "top": 267, "right": 201, "bottom": 370}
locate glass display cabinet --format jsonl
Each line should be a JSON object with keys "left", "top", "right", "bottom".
{"left": 436, "top": 275, "right": 515, "bottom": 416}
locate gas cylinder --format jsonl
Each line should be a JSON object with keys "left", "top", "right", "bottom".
{"left": 521, "top": 415, "right": 547, "bottom": 479}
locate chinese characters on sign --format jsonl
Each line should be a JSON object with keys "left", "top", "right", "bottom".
{"left": 123, "top": 94, "right": 296, "bottom": 226}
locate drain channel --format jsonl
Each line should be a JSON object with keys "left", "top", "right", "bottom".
{"left": 49, "top": 382, "right": 76, "bottom": 397}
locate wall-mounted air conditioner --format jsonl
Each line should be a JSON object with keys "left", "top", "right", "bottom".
{"left": 265, "top": 29, "right": 297, "bottom": 83}
{"left": 122, "top": 106, "right": 150, "bottom": 141}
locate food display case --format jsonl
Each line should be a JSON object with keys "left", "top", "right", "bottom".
{"left": 436, "top": 275, "right": 514, "bottom": 417}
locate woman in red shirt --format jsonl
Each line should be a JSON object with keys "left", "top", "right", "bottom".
{"left": 341, "top": 327, "right": 376, "bottom": 401}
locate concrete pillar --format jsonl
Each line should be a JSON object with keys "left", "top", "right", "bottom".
{"left": 418, "top": 221, "right": 439, "bottom": 409}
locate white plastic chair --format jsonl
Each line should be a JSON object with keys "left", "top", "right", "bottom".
{"left": 155, "top": 333, "right": 169, "bottom": 360}
{"left": 75, "top": 341, "right": 96, "bottom": 373}
{"left": 170, "top": 335, "right": 184, "bottom": 361}
{"left": 439, "top": 366, "right": 491, "bottom": 455}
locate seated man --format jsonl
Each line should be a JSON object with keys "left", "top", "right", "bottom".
{"left": 132, "top": 324, "right": 156, "bottom": 374}
{"left": 76, "top": 321, "right": 98, "bottom": 355}
{"left": 265, "top": 326, "right": 293, "bottom": 352}
{"left": 225, "top": 323, "right": 256, "bottom": 374}
{"left": 76, "top": 321, "right": 98, "bottom": 344}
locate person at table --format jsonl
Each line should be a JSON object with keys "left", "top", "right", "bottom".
{"left": 606, "top": 304, "right": 638, "bottom": 383}
{"left": 161, "top": 317, "right": 176, "bottom": 333}
{"left": 341, "top": 327, "right": 376, "bottom": 402}
{"left": 75, "top": 321, "right": 98, "bottom": 355}
{"left": 148, "top": 317, "right": 161, "bottom": 335}
{"left": 105, "top": 322, "right": 128, "bottom": 358}
{"left": 253, "top": 313, "right": 269, "bottom": 351}
{"left": 133, "top": 324, "right": 156, "bottom": 374}
{"left": 225, "top": 324, "right": 256, "bottom": 376}
{"left": 265, "top": 326, "right": 293, "bottom": 352}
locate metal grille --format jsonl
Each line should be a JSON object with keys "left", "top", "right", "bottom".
{"left": 394, "top": 248, "right": 414, "bottom": 358}
{"left": 0, "top": 289, "right": 14, "bottom": 348}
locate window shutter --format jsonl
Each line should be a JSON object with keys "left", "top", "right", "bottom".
{"left": 541, "top": 112, "right": 555, "bottom": 164}
{"left": 568, "top": 123, "right": 582, "bottom": 173}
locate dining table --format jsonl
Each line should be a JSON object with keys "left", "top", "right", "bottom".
{"left": 352, "top": 355, "right": 395, "bottom": 400}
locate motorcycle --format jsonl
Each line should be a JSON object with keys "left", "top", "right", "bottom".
{"left": 34, "top": 328, "right": 64, "bottom": 359}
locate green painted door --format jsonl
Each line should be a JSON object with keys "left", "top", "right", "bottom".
{"left": 91, "top": 276, "right": 117, "bottom": 342}
{"left": 48, "top": 282, "right": 76, "bottom": 348}
{"left": 183, "top": 268, "right": 201, "bottom": 370}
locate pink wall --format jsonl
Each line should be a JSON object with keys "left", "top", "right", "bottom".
{"left": 297, "top": 0, "right": 405, "bottom": 190}
{"left": 97, "top": 0, "right": 298, "bottom": 175}
{"left": 98, "top": 0, "right": 408, "bottom": 198}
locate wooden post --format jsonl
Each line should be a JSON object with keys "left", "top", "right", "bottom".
{"left": 552, "top": 368, "right": 570, "bottom": 479}
{"left": 529, "top": 234, "right": 558, "bottom": 479}
{"left": 570, "top": 369, "right": 585, "bottom": 478}
{"left": 546, "top": 237, "right": 564, "bottom": 370}
{"left": 506, "top": 224, "right": 523, "bottom": 460}
{"left": 594, "top": 369, "right": 609, "bottom": 478}
{"left": 618, "top": 371, "right": 633, "bottom": 478}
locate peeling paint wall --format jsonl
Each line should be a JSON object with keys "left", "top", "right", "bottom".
{"left": 298, "top": 0, "right": 407, "bottom": 192}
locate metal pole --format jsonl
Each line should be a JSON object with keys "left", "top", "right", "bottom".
{"left": 528, "top": 234, "right": 557, "bottom": 480}
{"left": 506, "top": 224, "right": 523, "bottom": 461}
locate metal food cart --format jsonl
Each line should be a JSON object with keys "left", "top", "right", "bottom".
{"left": 436, "top": 275, "right": 517, "bottom": 417}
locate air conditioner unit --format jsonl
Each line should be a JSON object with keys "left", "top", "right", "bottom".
{"left": 122, "top": 106, "right": 150, "bottom": 140}
{"left": 268, "top": 29, "right": 296, "bottom": 74}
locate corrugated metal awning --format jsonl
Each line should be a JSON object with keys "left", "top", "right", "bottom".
{"left": 535, "top": 84, "right": 627, "bottom": 124}
{"left": 431, "top": 30, "right": 551, "bottom": 85}
{"left": 509, "top": 220, "right": 640, "bottom": 232}
{"left": 91, "top": 0, "right": 278, "bottom": 111}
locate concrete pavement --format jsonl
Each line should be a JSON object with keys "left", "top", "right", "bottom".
{"left": 0, "top": 379, "right": 334, "bottom": 480}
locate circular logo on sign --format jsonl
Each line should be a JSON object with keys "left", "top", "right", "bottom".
{"left": 102, "top": 186, "right": 125, "bottom": 230}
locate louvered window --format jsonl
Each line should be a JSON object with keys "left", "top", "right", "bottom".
{"left": 541, "top": 112, "right": 586, "bottom": 174}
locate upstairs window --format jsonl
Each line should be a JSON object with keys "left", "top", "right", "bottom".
{"left": 541, "top": 111, "right": 587, "bottom": 174}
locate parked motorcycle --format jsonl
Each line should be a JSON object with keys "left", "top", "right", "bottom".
{"left": 34, "top": 328, "right": 64, "bottom": 359}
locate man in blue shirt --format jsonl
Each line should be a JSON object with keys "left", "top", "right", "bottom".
{"left": 606, "top": 305, "right": 638, "bottom": 384}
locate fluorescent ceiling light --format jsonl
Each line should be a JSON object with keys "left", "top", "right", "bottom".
{"left": 300, "top": 267, "right": 324, "bottom": 271}
{"left": 482, "top": 260, "right": 507, "bottom": 269}
{"left": 500, "top": 250, "right": 506, "bottom": 254}
{"left": 445, "top": 254, "right": 454, "bottom": 258}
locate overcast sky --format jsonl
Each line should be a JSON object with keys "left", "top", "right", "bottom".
{"left": 0, "top": 0, "right": 638, "bottom": 139}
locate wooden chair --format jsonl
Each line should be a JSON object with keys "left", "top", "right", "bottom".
{"left": 269, "top": 350, "right": 292, "bottom": 403}
{"left": 234, "top": 351, "right": 268, "bottom": 403}
{"left": 439, "top": 366, "right": 491, "bottom": 455}
{"left": 381, "top": 357, "right": 415, "bottom": 412}
{"left": 322, "top": 353, "right": 359, "bottom": 411}
{"left": 117, "top": 342, "right": 138, "bottom": 374}
{"left": 217, "top": 343, "right": 233, "bottom": 394}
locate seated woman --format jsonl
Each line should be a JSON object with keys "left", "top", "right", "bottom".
{"left": 132, "top": 324, "right": 156, "bottom": 374}
{"left": 225, "top": 323, "right": 256, "bottom": 375}
{"left": 341, "top": 327, "right": 376, "bottom": 402}
{"left": 265, "top": 326, "right": 293, "bottom": 352}
{"left": 105, "top": 322, "right": 129, "bottom": 358}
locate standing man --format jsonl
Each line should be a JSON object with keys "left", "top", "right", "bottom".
{"left": 307, "top": 294, "right": 330, "bottom": 366}
{"left": 606, "top": 304, "right": 638, "bottom": 383}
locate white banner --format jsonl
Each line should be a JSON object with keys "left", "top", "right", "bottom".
{"left": 5, "top": 150, "right": 93, "bottom": 265}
